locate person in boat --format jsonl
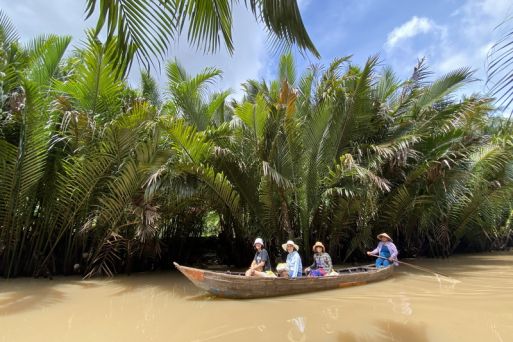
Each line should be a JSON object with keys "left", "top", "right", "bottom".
{"left": 367, "top": 233, "right": 398, "bottom": 268}
{"left": 305, "top": 241, "right": 333, "bottom": 277}
{"left": 280, "top": 240, "right": 303, "bottom": 278}
{"left": 245, "top": 237, "right": 272, "bottom": 277}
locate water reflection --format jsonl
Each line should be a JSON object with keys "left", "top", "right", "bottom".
{"left": 0, "top": 252, "right": 512, "bottom": 341}
{"left": 388, "top": 293, "right": 412, "bottom": 316}
{"left": 287, "top": 316, "right": 306, "bottom": 342}
{"left": 337, "top": 320, "right": 428, "bottom": 342}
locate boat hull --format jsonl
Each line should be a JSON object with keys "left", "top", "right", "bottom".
{"left": 173, "top": 262, "right": 394, "bottom": 299}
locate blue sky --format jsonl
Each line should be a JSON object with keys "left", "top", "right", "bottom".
{"left": 294, "top": 0, "right": 512, "bottom": 96}
{"left": 1, "top": 0, "right": 512, "bottom": 98}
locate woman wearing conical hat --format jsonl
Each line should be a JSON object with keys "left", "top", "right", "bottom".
{"left": 367, "top": 233, "right": 398, "bottom": 268}
{"left": 304, "top": 241, "right": 333, "bottom": 277}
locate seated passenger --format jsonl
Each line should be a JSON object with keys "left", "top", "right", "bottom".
{"left": 281, "top": 240, "right": 303, "bottom": 278}
{"left": 305, "top": 241, "right": 333, "bottom": 277}
{"left": 276, "top": 262, "right": 289, "bottom": 278}
{"left": 245, "top": 238, "right": 272, "bottom": 277}
{"left": 366, "top": 233, "right": 398, "bottom": 268}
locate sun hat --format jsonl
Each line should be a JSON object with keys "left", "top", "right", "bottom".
{"left": 282, "top": 240, "right": 299, "bottom": 251}
{"left": 377, "top": 233, "right": 393, "bottom": 242}
{"left": 253, "top": 237, "right": 264, "bottom": 246}
{"left": 312, "top": 241, "right": 325, "bottom": 252}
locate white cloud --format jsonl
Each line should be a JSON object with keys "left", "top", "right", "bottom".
{"left": 386, "top": 16, "right": 435, "bottom": 49}
{"left": 383, "top": 0, "right": 513, "bottom": 99}
{"left": 436, "top": 53, "right": 471, "bottom": 73}
{"left": 453, "top": 0, "right": 512, "bottom": 21}
{"left": 440, "top": 0, "right": 512, "bottom": 88}
{"left": 454, "top": 0, "right": 513, "bottom": 41}
{"left": 479, "top": 0, "right": 513, "bottom": 18}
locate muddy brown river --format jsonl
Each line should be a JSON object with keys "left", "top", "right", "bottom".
{"left": 1, "top": 252, "right": 512, "bottom": 341}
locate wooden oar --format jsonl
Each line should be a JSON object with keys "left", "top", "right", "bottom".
{"left": 370, "top": 254, "right": 460, "bottom": 283}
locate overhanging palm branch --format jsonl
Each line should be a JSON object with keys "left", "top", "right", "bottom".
{"left": 487, "top": 16, "right": 513, "bottom": 119}
{"left": 84, "top": 0, "right": 318, "bottom": 71}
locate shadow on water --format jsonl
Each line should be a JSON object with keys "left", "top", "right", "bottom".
{"left": 107, "top": 271, "right": 203, "bottom": 298}
{"left": 0, "top": 278, "right": 104, "bottom": 317}
{"left": 0, "top": 286, "right": 65, "bottom": 317}
{"left": 337, "top": 320, "right": 429, "bottom": 342}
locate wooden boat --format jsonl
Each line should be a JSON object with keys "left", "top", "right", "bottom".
{"left": 173, "top": 262, "right": 394, "bottom": 299}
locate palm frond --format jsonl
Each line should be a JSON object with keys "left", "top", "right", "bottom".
{"left": 83, "top": 232, "right": 125, "bottom": 278}
{"left": 163, "top": 118, "right": 213, "bottom": 163}
{"left": 178, "top": 163, "right": 240, "bottom": 215}
{"left": 262, "top": 160, "right": 294, "bottom": 190}
{"left": 140, "top": 70, "right": 161, "bottom": 107}
{"left": 415, "top": 68, "right": 474, "bottom": 110}
{"left": 234, "top": 94, "right": 269, "bottom": 141}
{"left": 166, "top": 60, "right": 223, "bottom": 130}
{"left": 487, "top": 17, "right": 513, "bottom": 117}
{"left": 246, "top": 0, "right": 319, "bottom": 57}
{"left": 279, "top": 52, "right": 296, "bottom": 85}
{"left": 54, "top": 31, "right": 125, "bottom": 121}
{"left": 85, "top": 0, "right": 318, "bottom": 71}
{"left": 0, "top": 10, "right": 19, "bottom": 48}
{"left": 0, "top": 82, "right": 50, "bottom": 276}
{"left": 85, "top": 0, "right": 177, "bottom": 70}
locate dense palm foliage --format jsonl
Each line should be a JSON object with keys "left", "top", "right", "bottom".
{"left": 1, "top": 13, "right": 513, "bottom": 278}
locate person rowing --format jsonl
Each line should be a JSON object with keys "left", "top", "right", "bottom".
{"left": 366, "top": 233, "right": 398, "bottom": 268}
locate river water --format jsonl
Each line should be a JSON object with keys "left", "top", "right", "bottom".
{"left": 1, "top": 252, "right": 512, "bottom": 341}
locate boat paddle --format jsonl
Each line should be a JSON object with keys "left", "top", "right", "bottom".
{"left": 370, "top": 254, "right": 461, "bottom": 283}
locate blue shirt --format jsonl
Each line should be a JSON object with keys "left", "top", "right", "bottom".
{"left": 286, "top": 251, "right": 303, "bottom": 278}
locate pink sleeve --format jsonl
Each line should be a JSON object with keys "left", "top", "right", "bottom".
{"left": 389, "top": 242, "right": 398, "bottom": 259}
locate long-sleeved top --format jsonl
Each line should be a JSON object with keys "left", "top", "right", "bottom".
{"left": 286, "top": 251, "right": 303, "bottom": 278}
{"left": 370, "top": 241, "right": 399, "bottom": 265}
{"left": 309, "top": 252, "right": 333, "bottom": 273}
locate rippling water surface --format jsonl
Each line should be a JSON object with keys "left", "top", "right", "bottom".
{"left": 1, "top": 252, "right": 513, "bottom": 341}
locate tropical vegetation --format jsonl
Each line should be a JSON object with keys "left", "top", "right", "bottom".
{"left": 1, "top": 9, "right": 513, "bottom": 278}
